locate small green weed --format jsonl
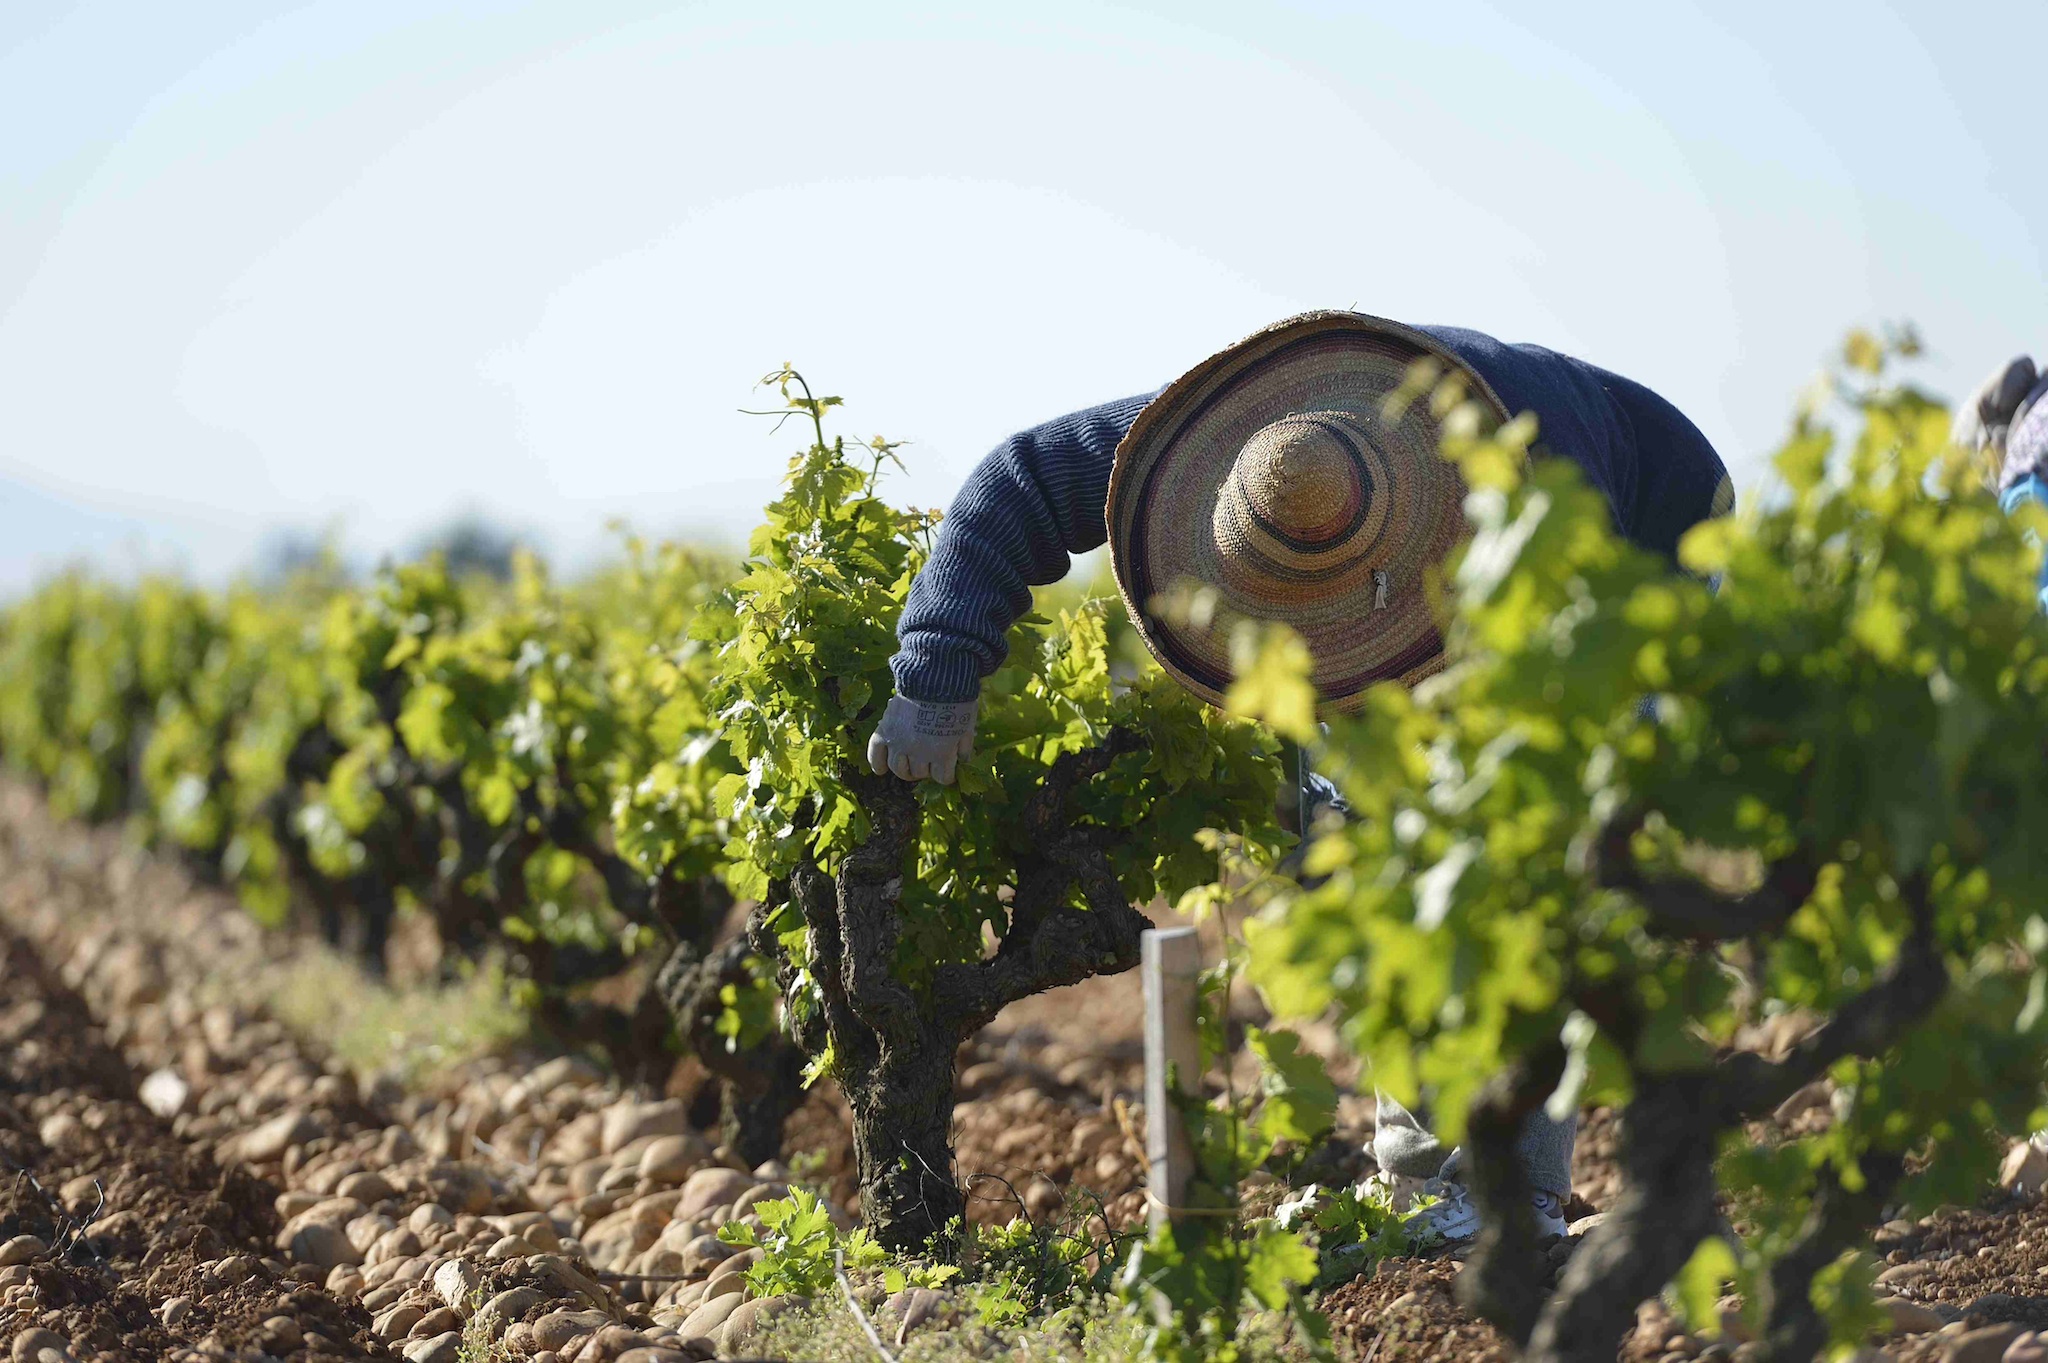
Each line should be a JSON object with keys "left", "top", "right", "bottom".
{"left": 965, "top": 1210, "right": 1124, "bottom": 1319}
{"left": 718, "top": 1187, "right": 886, "bottom": 1298}
{"left": 742, "top": 1291, "right": 1211, "bottom": 1362}
{"left": 1272, "top": 1180, "right": 1443, "bottom": 1290}
{"left": 785, "top": 1147, "right": 833, "bottom": 1187}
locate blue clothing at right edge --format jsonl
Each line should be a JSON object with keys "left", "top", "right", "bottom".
{"left": 891, "top": 323, "right": 1735, "bottom": 705}
{"left": 2001, "top": 386, "right": 2048, "bottom": 615}
{"left": 2003, "top": 474, "right": 2048, "bottom": 615}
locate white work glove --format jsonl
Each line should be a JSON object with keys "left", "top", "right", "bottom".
{"left": 865, "top": 696, "right": 978, "bottom": 785}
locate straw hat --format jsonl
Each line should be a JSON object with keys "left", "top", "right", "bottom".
{"left": 1107, "top": 311, "right": 1510, "bottom": 712}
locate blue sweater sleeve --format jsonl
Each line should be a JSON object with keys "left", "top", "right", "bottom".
{"left": 1419, "top": 326, "right": 1733, "bottom": 561}
{"left": 891, "top": 390, "right": 1162, "bottom": 703}
{"left": 890, "top": 328, "right": 1736, "bottom": 703}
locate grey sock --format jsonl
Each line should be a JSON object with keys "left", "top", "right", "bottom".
{"left": 1514, "top": 1110, "right": 1576, "bottom": 1197}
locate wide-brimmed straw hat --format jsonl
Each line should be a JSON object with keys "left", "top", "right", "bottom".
{"left": 1107, "top": 310, "right": 1510, "bottom": 712}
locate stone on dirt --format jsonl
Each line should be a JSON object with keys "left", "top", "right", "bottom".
{"left": 588, "top": 1323, "right": 659, "bottom": 1355}
{"left": 211, "top": 1253, "right": 258, "bottom": 1285}
{"left": 402, "top": 1331, "right": 464, "bottom": 1363}
{"left": 138, "top": 1066, "right": 189, "bottom": 1117}
{"left": 423, "top": 1162, "right": 495, "bottom": 1214}
{"left": 2001, "top": 1140, "right": 2048, "bottom": 1198}
{"left": 602, "top": 1099, "right": 693, "bottom": 1156}
{"left": 34, "top": 1113, "right": 78, "bottom": 1150}
{"left": 639, "top": 1133, "right": 709, "bottom": 1185}
{"left": 675, "top": 1168, "right": 753, "bottom": 1223}
{"left": 373, "top": 1303, "right": 426, "bottom": 1341}
{"left": 337, "top": 1170, "right": 396, "bottom": 1204}
{"left": 677, "top": 1290, "right": 745, "bottom": 1340}
{"left": 475, "top": 1285, "right": 548, "bottom": 1339}
{"left": 346, "top": 1212, "right": 395, "bottom": 1254}
{"left": 256, "top": 1316, "right": 303, "bottom": 1353}
{"left": 729, "top": 1182, "right": 786, "bottom": 1219}
{"left": 720, "top": 1293, "right": 797, "bottom": 1353}
{"left": 9, "top": 1330, "right": 65, "bottom": 1363}
{"left": 631, "top": 1189, "right": 685, "bottom": 1230}
{"left": 2004, "top": 1332, "right": 2047, "bottom": 1363}
{"left": 677, "top": 1233, "right": 732, "bottom": 1276}
{"left": 1023, "top": 1182, "right": 1062, "bottom": 1220}
{"left": 703, "top": 1246, "right": 759, "bottom": 1298}
{"left": 283, "top": 1195, "right": 367, "bottom": 1235}
{"left": 525, "top": 1054, "right": 604, "bottom": 1098}
{"left": 1877, "top": 1295, "right": 1946, "bottom": 1335}
{"left": 1877, "top": 1261, "right": 1935, "bottom": 1288}
{"left": 370, "top": 1224, "right": 424, "bottom": 1264}
{"left": 233, "top": 1107, "right": 324, "bottom": 1164}
{"left": 534, "top": 1308, "right": 611, "bottom": 1352}
{"left": 1942, "top": 1322, "right": 2026, "bottom": 1363}
{"left": 544, "top": 1111, "right": 607, "bottom": 1166}
{"left": 286, "top": 1221, "right": 361, "bottom": 1270}
{"left": 887, "top": 1286, "right": 950, "bottom": 1346}
{"left": 0, "top": 1238, "right": 46, "bottom": 1269}
{"left": 432, "top": 1256, "right": 485, "bottom": 1312}
{"left": 411, "top": 1306, "right": 462, "bottom": 1338}
{"left": 527, "top": 1253, "right": 612, "bottom": 1311}
{"left": 582, "top": 1208, "right": 659, "bottom": 1269}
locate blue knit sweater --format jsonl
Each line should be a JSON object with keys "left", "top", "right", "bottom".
{"left": 890, "top": 325, "right": 1734, "bottom": 705}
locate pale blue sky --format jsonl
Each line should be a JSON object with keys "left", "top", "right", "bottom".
{"left": 2, "top": 1, "right": 2042, "bottom": 591}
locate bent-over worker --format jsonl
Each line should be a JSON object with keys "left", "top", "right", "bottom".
{"left": 867, "top": 311, "right": 1734, "bottom": 1239}
{"left": 1956, "top": 354, "right": 2048, "bottom": 615}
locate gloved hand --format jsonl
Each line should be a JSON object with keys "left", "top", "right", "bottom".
{"left": 865, "top": 695, "right": 977, "bottom": 785}
{"left": 1955, "top": 355, "right": 2048, "bottom": 491}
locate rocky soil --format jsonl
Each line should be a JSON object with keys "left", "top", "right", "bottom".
{"left": 0, "top": 782, "right": 1167, "bottom": 1362}
{"left": 4, "top": 779, "right": 2048, "bottom": 1362}
{"left": 0, "top": 811, "right": 798, "bottom": 1360}
{"left": 0, "top": 926, "right": 381, "bottom": 1361}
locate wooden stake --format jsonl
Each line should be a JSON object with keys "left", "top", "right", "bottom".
{"left": 1143, "top": 926, "right": 1201, "bottom": 1229}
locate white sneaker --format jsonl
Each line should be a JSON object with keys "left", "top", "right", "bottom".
{"left": 1365, "top": 1151, "right": 1482, "bottom": 1242}
{"left": 1365, "top": 1154, "right": 1570, "bottom": 1243}
{"left": 1370, "top": 1101, "right": 1571, "bottom": 1242}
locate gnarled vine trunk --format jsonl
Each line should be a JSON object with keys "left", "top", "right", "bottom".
{"left": 843, "top": 1023, "right": 969, "bottom": 1249}
{"left": 1456, "top": 835, "right": 1949, "bottom": 1363}
{"left": 654, "top": 925, "right": 810, "bottom": 1167}
{"left": 775, "top": 735, "right": 1152, "bottom": 1250}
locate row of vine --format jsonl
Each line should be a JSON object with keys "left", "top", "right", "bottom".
{"left": 5, "top": 339, "right": 2047, "bottom": 1361}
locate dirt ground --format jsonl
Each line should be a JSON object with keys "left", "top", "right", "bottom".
{"left": 0, "top": 927, "right": 387, "bottom": 1360}
{"left": 3, "top": 781, "right": 2047, "bottom": 1362}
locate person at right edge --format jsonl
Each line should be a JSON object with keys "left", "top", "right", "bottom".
{"left": 865, "top": 310, "right": 1738, "bottom": 1242}
{"left": 1956, "top": 354, "right": 2048, "bottom": 616}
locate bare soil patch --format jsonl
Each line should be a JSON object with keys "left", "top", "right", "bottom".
{"left": 4, "top": 780, "right": 2048, "bottom": 1362}
{"left": 0, "top": 927, "right": 386, "bottom": 1360}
